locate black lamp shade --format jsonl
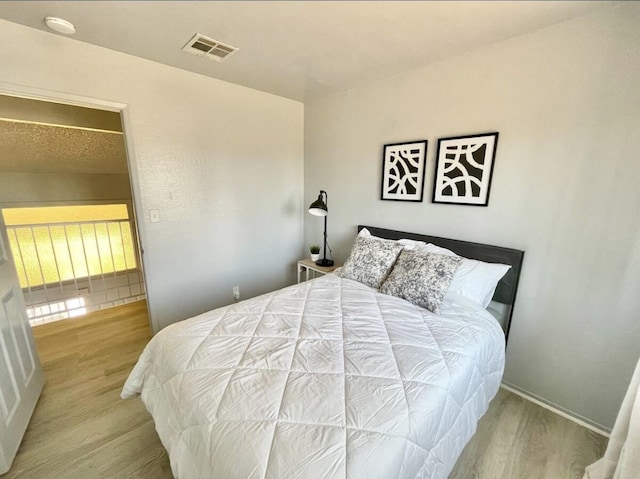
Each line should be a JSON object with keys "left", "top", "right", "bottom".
{"left": 308, "top": 194, "right": 327, "bottom": 216}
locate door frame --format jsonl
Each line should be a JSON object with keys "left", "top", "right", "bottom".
{"left": 0, "top": 81, "right": 153, "bottom": 331}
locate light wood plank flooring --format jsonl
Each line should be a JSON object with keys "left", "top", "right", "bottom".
{"left": 4, "top": 301, "right": 172, "bottom": 479}
{"left": 450, "top": 388, "right": 607, "bottom": 478}
{"left": 4, "top": 301, "right": 607, "bottom": 478}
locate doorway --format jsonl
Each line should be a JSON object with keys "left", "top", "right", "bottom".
{"left": 0, "top": 93, "right": 148, "bottom": 327}
{"left": 0, "top": 89, "right": 153, "bottom": 474}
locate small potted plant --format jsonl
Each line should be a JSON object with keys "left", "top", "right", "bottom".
{"left": 309, "top": 245, "right": 321, "bottom": 262}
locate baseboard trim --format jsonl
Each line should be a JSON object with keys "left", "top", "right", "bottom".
{"left": 500, "top": 382, "right": 611, "bottom": 438}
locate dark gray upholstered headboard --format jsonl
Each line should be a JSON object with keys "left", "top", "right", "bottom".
{"left": 358, "top": 225, "right": 525, "bottom": 342}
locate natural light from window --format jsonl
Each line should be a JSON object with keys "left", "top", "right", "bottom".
{"left": 2, "top": 204, "right": 137, "bottom": 289}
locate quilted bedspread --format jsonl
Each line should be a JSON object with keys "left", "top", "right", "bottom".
{"left": 122, "top": 274, "right": 505, "bottom": 479}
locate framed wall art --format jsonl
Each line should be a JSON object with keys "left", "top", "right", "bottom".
{"left": 432, "top": 132, "right": 499, "bottom": 206}
{"left": 380, "top": 140, "right": 428, "bottom": 202}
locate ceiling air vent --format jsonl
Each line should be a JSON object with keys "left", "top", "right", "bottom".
{"left": 182, "top": 33, "right": 239, "bottom": 62}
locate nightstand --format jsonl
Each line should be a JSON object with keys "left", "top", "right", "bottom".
{"left": 297, "top": 259, "right": 340, "bottom": 283}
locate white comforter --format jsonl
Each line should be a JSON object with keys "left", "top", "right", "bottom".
{"left": 122, "top": 274, "right": 505, "bottom": 479}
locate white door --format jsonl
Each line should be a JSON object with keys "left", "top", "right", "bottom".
{"left": 0, "top": 214, "right": 44, "bottom": 474}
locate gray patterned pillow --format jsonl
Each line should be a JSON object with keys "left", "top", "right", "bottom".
{"left": 340, "top": 236, "right": 404, "bottom": 289}
{"left": 380, "top": 250, "right": 463, "bottom": 313}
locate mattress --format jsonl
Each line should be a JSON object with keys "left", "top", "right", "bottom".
{"left": 122, "top": 273, "right": 505, "bottom": 478}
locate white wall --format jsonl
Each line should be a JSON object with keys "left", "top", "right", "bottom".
{"left": 0, "top": 19, "right": 304, "bottom": 332}
{"left": 304, "top": 3, "right": 640, "bottom": 430}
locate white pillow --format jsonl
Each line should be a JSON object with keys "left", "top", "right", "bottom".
{"left": 359, "top": 228, "right": 427, "bottom": 251}
{"left": 419, "top": 243, "right": 511, "bottom": 308}
{"left": 358, "top": 227, "right": 372, "bottom": 238}
{"left": 396, "top": 238, "right": 428, "bottom": 250}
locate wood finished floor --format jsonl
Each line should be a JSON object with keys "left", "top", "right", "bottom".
{"left": 3, "top": 301, "right": 607, "bottom": 478}
{"left": 450, "top": 388, "right": 607, "bottom": 479}
{"left": 4, "top": 301, "right": 172, "bottom": 479}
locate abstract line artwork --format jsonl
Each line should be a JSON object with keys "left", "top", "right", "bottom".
{"left": 432, "top": 132, "right": 499, "bottom": 206}
{"left": 380, "top": 140, "right": 428, "bottom": 202}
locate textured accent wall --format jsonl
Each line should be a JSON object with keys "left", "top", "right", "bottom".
{"left": 0, "top": 120, "right": 128, "bottom": 174}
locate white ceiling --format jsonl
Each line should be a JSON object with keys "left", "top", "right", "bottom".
{"left": 0, "top": 1, "right": 615, "bottom": 102}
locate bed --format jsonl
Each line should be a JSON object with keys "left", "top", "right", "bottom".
{"left": 122, "top": 226, "right": 524, "bottom": 478}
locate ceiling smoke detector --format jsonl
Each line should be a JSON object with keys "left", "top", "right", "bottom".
{"left": 182, "top": 33, "right": 239, "bottom": 62}
{"left": 44, "top": 16, "right": 76, "bottom": 35}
